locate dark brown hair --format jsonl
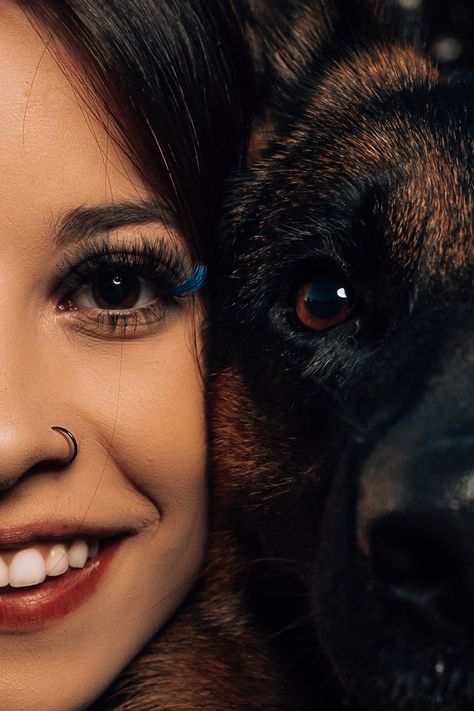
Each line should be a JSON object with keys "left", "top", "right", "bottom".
{"left": 20, "top": 0, "right": 254, "bottom": 265}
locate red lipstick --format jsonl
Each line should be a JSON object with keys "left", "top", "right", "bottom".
{"left": 0, "top": 538, "right": 121, "bottom": 630}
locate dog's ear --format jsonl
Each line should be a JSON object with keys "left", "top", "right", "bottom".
{"left": 237, "top": 0, "right": 333, "bottom": 157}
{"left": 240, "top": 0, "right": 334, "bottom": 92}
{"left": 341, "top": 0, "right": 424, "bottom": 44}
{"left": 241, "top": 0, "right": 425, "bottom": 157}
{"left": 242, "top": 0, "right": 424, "bottom": 94}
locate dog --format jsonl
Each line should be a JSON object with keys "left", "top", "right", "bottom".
{"left": 95, "top": 2, "right": 473, "bottom": 709}
{"left": 209, "top": 0, "right": 474, "bottom": 709}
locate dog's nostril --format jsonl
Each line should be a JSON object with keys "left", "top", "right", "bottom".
{"left": 371, "top": 517, "right": 453, "bottom": 588}
{"left": 368, "top": 513, "right": 474, "bottom": 633}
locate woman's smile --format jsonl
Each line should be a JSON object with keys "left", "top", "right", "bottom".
{"left": 0, "top": 538, "right": 101, "bottom": 588}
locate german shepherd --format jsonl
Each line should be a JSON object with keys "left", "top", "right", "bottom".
{"left": 209, "top": 0, "right": 474, "bottom": 709}
{"left": 97, "top": 2, "right": 474, "bottom": 709}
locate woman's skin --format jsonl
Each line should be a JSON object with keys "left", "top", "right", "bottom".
{"left": 0, "top": 3, "right": 207, "bottom": 709}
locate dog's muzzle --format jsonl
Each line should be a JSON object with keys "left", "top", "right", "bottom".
{"left": 357, "top": 435, "right": 474, "bottom": 635}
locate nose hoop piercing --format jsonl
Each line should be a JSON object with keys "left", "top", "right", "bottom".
{"left": 51, "top": 426, "right": 78, "bottom": 467}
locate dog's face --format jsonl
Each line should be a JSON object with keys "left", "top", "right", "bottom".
{"left": 211, "top": 34, "right": 474, "bottom": 711}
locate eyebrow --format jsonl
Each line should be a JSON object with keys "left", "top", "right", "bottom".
{"left": 53, "top": 199, "right": 176, "bottom": 248}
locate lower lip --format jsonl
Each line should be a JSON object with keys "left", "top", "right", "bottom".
{"left": 0, "top": 539, "right": 121, "bottom": 631}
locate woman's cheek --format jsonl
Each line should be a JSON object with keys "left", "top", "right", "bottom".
{"left": 69, "top": 315, "right": 207, "bottom": 518}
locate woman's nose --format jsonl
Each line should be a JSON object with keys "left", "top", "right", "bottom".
{"left": 0, "top": 328, "right": 76, "bottom": 490}
{"left": 0, "top": 420, "right": 75, "bottom": 491}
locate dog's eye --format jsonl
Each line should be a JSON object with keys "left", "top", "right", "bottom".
{"left": 294, "top": 272, "right": 356, "bottom": 332}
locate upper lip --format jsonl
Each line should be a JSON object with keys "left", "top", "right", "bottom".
{"left": 0, "top": 522, "right": 131, "bottom": 548}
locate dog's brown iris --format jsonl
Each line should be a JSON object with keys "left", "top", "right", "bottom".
{"left": 295, "top": 275, "right": 355, "bottom": 332}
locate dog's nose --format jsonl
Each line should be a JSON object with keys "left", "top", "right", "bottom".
{"left": 368, "top": 511, "right": 474, "bottom": 633}
{"left": 357, "top": 439, "right": 474, "bottom": 634}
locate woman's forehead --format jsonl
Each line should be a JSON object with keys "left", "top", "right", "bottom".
{"left": 0, "top": 2, "right": 148, "bottom": 238}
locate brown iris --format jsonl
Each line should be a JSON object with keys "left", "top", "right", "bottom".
{"left": 91, "top": 269, "right": 141, "bottom": 309}
{"left": 295, "top": 275, "right": 355, "bottom": 332}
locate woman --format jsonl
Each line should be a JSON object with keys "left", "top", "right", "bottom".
{"left": 0, "top": 1, "right": 252, "bottom": 708}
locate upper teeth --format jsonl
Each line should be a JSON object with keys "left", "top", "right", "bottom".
{"left": 0, "top": 539, "right": 99, "bottom": 589}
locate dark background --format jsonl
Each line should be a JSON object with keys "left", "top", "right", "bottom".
{"left": 425, "top": 0, "right": 473, "bottom": 70}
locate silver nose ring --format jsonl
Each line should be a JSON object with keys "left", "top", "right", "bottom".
{"left": 51, "top": 426, "right": 78, "bottom": 467}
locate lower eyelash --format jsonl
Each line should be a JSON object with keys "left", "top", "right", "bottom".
{"left": 95, "top": 301, "right": 170, "bottom": 334}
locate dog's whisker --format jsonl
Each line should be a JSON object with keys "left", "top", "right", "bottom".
{"left": 262, "top": 612, "right": 316, "bottom": 645}
{"left": 249, "top": 556, "right": 312, "bottom": 570}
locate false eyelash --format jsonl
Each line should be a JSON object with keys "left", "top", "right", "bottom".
{"left": 56, "top": 235, "right": 200, "bottom": 294}
{"left": 169, "top": 265, "right": 208, "bottom": 295}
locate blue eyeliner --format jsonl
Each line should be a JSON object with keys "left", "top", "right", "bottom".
{"left": 169, "top": 264, "right": 207, "bottom": 295}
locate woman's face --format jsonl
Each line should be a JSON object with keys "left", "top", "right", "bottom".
{"left": 0, "top": 4, "right": 207, "bottom": 709}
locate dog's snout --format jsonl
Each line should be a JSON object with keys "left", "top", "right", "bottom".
{"left": 368, "top": 511, "right": 474, "bottom": 633}
{"left": 357, "top": 439, "right": 474, "bottom": 634}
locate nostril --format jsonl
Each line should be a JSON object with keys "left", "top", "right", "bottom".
{"left": 369, "top": 513, "right": 474, "bottom": 633}
{"left": 371, "top": 516, "right": 454, "bottom": 589}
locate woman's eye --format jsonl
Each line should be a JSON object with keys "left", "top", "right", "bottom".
{"left": 56, "top": 239, "right": 207, "bottom": 338}
{"left": 293, "top": 273, "right": 357, "bottom": 332}
{"left": 70, "top": 267, "right": 158, "bottom": 311}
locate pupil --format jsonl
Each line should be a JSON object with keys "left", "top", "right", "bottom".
{"left": 93, "top": 270, "right": 140, "bottom": 309}
{"left": 304, "top": 279, "right": 349, "bottom": 319}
